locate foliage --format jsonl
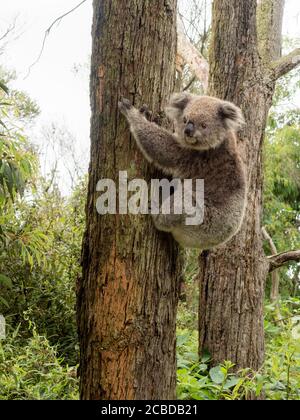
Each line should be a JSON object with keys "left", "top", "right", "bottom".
{"left": 0, "top": 68, "right": 38, "bottom": 205}
{"left": 0, "top": 178, "right": 86, "bottom": 365}
{"left": 0, "top": 68, "right": 40, "bottom": 309}
{"left": 176, "top": 298, "right": 300, "bottom": 400}
{"left": 263, "top": 67, "right": 300, "bottom": 297}
{"left": 264, "top": 125, "right": 300, "bottom": 249}
{"left": 0, "top": 66, "right": 85, "bottom": 368}
{"left": 177, "top": 329, "right": 257, "bottom": 400}
{"left": 0, "top": 324, "right": 78, "bottom": 400}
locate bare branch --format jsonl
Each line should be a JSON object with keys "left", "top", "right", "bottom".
{"left": 0, "top": 26, "right": 14, "bottom": 43}
{"left": 25, "top": 0, "right": 88, "bottom": 78}
{"left": 177, "top": 19, "right": 209, "bottom": 92}
{"left": 272, "top": 48, "right": 300, "bottom": 80}
{"left": 183, "top": 75, "right": 196, "bottom": 91}
{"left": 262, "top": 227, "right": 280, "bottom": 305}
{"left": 262, "top": 227, "right": 277, "bottom": 254}
{"left": 0, "top": 16, "right": 22, "bottom": 56}
{"left": 268, "top": 250, "right": 300, "bottom": 273}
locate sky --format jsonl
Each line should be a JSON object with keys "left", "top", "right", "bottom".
{"left": 1, "top": 0, "right": 93, "bottom": 191}
{"left": 0, "top": 0, "right": 300, "bottom": 192}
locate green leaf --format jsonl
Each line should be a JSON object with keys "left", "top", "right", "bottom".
{"left": 0, "top": 295, "right": 9, "bottom": 308}
{"left": 209, "top": 366, "right": 225, "bottom": 384}
{"left": 223, "top": 377, "right": 240, "bottom": 390}
{"left": 0, "top": 80, "right": 9, "bottom": 94}
{"left": 0, "top": 119, "right": 7, "bottom": 129}
{"left": 0, "top": 274, "right": 13, "bottom": 288}
{"left": 198, "top": 363, "right": 208, "bottom": 372}
{"left": 201, "top": 350, "right": 211, "bottom": 363}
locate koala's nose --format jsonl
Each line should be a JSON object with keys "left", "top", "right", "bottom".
{"left": 184, "top": 123, "right": 195, "bottom": 137}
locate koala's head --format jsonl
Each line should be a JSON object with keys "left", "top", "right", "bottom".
{"left": 166, "top": 93, "right": 245, "bottom": 151}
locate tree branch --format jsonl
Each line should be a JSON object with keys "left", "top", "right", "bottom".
{"left": 262, "top": 227, "right": 280, "bottom": 304}
{"left": 272, "top": 48, "right": 300, "bottom": 80}
{"left": 183, "top": 75, "right": 196, "bottom": 91}
{"left": 177, "top": 19, "right": 209, "bottom": 92}
{"left": 262, "top": 227, "right": 277, "bottom": 254}
{"left": 25, "top": 0, "right": 88, "bottom": 78}
{"left": 268, "top": 250, "right": 300, "bottom": 273}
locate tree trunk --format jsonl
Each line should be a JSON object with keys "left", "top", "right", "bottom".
{"left": 77, "top": 0, "right": 181, "bottom": 400}
{"left": 198, "top": 0, "right": 285, "bottom": 373}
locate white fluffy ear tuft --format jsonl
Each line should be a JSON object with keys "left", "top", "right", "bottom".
{"left": 219, "top": 101, "right": 245, "bottom": 131}
{"left": 165, "top": 92, "right": 193, "bottom": 120}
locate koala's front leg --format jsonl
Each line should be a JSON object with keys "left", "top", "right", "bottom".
{"left": 118, "top": 98, "right": 187, "bottom": 173}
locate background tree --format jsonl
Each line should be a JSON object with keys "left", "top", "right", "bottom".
{"left": 77, "top": 0, "right": 181, "bottom": 400}
{"left": 198, "top": 0, "right": 300, "bottom": 374}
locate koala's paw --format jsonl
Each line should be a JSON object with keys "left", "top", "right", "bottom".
{"left": 152, "top": 213, "right": 180, "bottom": 233}
{"left": 118, "top": 97, "right": 133, "bottom": 117}
{"left": 140, "top": 104, "right": 153, "bottom": 121}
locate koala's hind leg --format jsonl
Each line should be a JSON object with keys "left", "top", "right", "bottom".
{"left": 152, "top": 213, "right": 184, "bottom": 232}
{"left": 151, "top": 194, "right": 185, "bottom": 232}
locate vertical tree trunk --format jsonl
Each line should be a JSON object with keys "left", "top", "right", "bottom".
{"left": 198, "top": 0, "right": 286, "bottom": 373}
{"left": 77, "top": 0, "right": 181, "bottom": 400}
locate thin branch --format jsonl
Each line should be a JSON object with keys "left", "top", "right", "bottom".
{"left": 262, "top": 227, "right": 277, "bottom": 254}
{"left": 272, "top": 48, "right": 300, "bottom": 80}
{"left": 0, "top": 16, "right": 22, "bottom": 56}
{"left": 25, "top": 0, "right": 88, "bottom": 78}
{"left": 0, "top": 26, "right": 14, "bottom": 43}
{"left": 183, "top": 75, "right": 196, "bottom": 91}
{"left": 268, "top": 250, "right": 300, "bottom": 273}
{"left": 177, "top": 18, "right": 209, "bottom": 92}
{"left": 262, "top": 227, "right": 281, "bottom": 309}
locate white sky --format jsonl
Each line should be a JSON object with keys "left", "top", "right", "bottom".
{"left": 0, "top": 0, "right": 300, "bottom": 192}
{"left": 1, "top": 0, "right": 93, "bottom": 192}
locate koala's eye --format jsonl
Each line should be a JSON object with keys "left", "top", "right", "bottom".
{"left": 183, "top": 117, "right": 187, "bottom": 124}
{"left": 201, "top": 123, "right": 207, "bottom": 129}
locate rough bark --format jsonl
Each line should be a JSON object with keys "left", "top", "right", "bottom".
{"left": 198, "top": 0, "right": 284, "bottom": 373}
{"left": 77, "top": 0, "right": 181, "bottom": 400}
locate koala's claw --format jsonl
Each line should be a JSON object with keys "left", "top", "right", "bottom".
{"left": 140, "top": 104, "right": 148, "bottom": 113}
{"left": 140, "top": 104, "right": 153, "bottom": 121}
{"left": 118, "top": 97, "right": 133, "bottom": 115}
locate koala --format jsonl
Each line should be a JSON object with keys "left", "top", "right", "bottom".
{"left": 118, "top": 93, "right": 247, "bottom": 249}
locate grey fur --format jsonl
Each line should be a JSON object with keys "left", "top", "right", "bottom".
{"left": 118, "top": 94, "right": 247, "bottom": 249}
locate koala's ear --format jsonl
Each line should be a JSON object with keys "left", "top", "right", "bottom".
{"left": 219, "top": 101, "right": 245, "bottom": 131}
{"left": 165, "top": 92, "right": 193, "bottom": 120}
